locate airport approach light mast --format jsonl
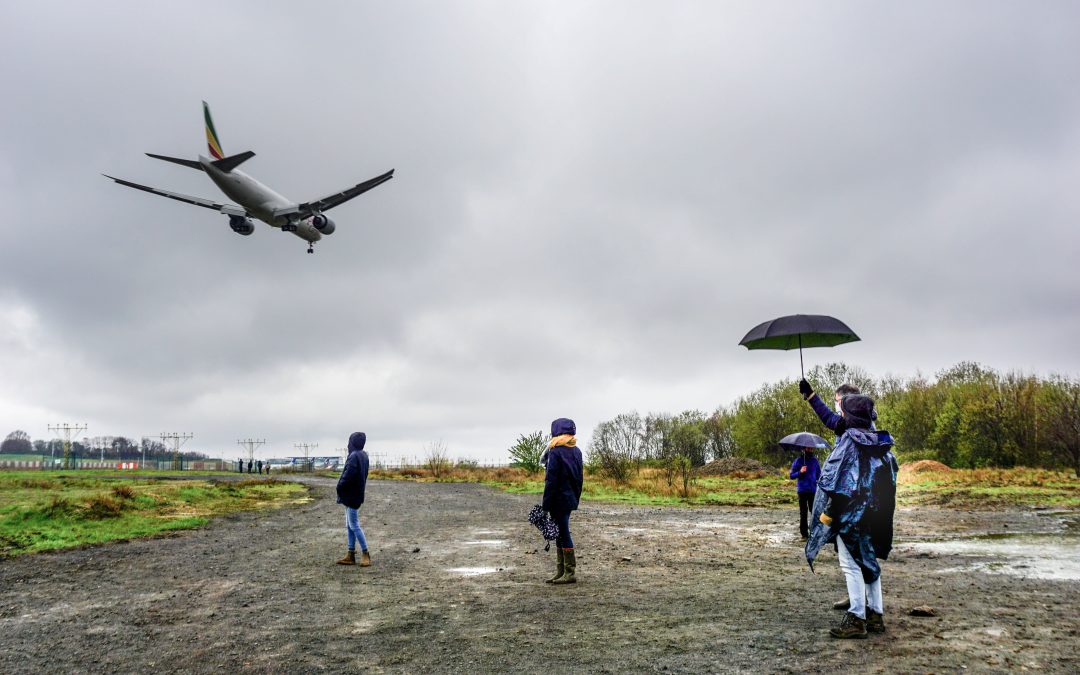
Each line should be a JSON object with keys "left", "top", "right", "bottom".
{"left": 237, "top": 438, "right": 266, "bottom": 466}
{"left": 295, "top": 442, "right": 318, "bottom": 470}
{"left": 159, "top": 432, "right": 194, "bottom": 471}
{"left": 48, "top": 423, "right": 87, "bottom": 470}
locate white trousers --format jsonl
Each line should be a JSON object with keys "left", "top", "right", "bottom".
{"left": 837, "top": 537, "right": 883, "bottom": 620}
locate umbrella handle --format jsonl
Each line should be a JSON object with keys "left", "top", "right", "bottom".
{"left": 799, "top": 334, "right": 804, "bottom": 378}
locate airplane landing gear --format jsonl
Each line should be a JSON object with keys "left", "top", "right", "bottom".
{"left": 307, "top": 242, "right": 315, "bottom": 254}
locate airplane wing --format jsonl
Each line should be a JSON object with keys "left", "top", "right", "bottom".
{"left": 103, "top": 174, "right": 248, "bottom": 216}
{"left": 283, "top": 169, "right": 394, "bottom": 218}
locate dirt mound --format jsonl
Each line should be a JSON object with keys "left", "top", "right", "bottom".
{"left": 697, "top": 457, "right": 773, "bottom": 477}
{"left": 900, "top": 459, "right": 952, "bottom": 474}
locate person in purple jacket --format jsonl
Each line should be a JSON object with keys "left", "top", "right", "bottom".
{"left": 790, "top": 446, "right": 821, "bottom": 539}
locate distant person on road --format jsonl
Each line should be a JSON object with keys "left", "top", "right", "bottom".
{"left": 543, "top": 417, "right": 584, "bottom": 585}
{"left": 789, "top": 446, "right": 821, "bottom": 539}
{"left": 247, "top": 460, "right": 253, "bottom": 474}
{"left": 257, "top": 460, "right": 263, "bottom": 475}
{"left": 805, "top": 395, "right": 898, "bottom": 639}
{"left": 237, "top": 458, "right": 243, "bottom": 473}
{"left": 335, "top": 432, "right": 371, "bottom": 567}
{"left": 265, "top": 463, "right": 270, "bottom": 475}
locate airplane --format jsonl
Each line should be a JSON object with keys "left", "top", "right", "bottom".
{"left": 104, "top": 102, "right": 394, "bottom": 253}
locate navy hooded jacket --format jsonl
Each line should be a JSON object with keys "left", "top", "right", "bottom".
{"left": 542, "top": 418, "right": 584, "bottom": 514}
{"left": 336, "top": 432, "right": 370, "bottom": 509}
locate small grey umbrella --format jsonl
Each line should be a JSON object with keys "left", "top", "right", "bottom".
{"left": 778, "top": 432, "right": 832, "bottom": 452}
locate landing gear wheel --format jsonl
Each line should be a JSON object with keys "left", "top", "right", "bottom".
{"left": 307, "top": 243, "right": 315, "bottom": 254}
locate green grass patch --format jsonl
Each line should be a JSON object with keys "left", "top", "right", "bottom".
{"left": 0, "top": 472, "right": 307, "bottom": 557}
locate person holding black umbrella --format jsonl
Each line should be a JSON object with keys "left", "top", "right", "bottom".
{"left": 799, "top": 380, "right": 867, "bottom": 435}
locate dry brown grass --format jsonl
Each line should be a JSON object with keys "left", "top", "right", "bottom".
{"left": 111, "top": 484, "right": 136, "bottom": 499}
{"left": 82, "top": 494, "right": 125, "bottom": 519}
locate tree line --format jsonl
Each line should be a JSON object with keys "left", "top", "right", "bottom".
{"left": 584, "top": 362, "right": 1080, "bottom": 477}
{"left": 0, "top": 432, "right": 211, "bottom": 463}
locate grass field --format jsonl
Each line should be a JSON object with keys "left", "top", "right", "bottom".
{"left": 365, "top": 464, "right": 1080, "bottom": 509}
{"left": 0, "top": 472, "right": 307, "bottom": 557}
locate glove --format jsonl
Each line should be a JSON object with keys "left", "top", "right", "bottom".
{"left": 799, "top": 379, "right": 814, "bottom": 399}
{"left": 819, "top": 513, "right": 833, "bottom": 527}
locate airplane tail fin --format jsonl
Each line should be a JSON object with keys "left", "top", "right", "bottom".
{"left": 203, "top": 100, "right": 225, "bottom": 160}
{"left": 211, "top": 150, "right": 255, "bottom": 173}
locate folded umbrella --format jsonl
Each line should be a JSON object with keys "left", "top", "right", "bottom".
{"left": 739, "top": 314, "right": 859, "bottom": 377}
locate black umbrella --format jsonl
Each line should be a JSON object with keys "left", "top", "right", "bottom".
{"left": 778, "top": 432, "right": 832, "bottom": 452}
{"left": 739, "top": 314, "right": 859, "bottom": 377}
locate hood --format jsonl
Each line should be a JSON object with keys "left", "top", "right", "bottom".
{"left": 847, "top": 428, "right": 894, "bottom": 456}
{"left": 840, "top": 394, "right": 876, "bottom": 430}
{"left": 550, "top": 418, "right": 576, "bottom": 437}
{"left": 348, "top": 432, "right": 367, "bottom": 453}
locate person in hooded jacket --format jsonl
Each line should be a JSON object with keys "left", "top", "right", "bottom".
{"left": 805, "top": 395, "right": 898, "bottom": 639}
{"left": 543, "top": 418, "right": 584, "bottom": 585}
{"left": 335, "top": 432, "right": 371, "bottom": 567}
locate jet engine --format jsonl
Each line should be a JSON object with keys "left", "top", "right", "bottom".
{"left": 311, "top": 213, "right": 336, "bottom": 235}
{"left": 229, "top": 215, "right": 255, "bottom": 236}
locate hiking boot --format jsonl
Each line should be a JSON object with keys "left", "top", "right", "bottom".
{"left": 833, "top": 597, "right": 850, "bottom": 611}
{"left": 829, "top": 612, "right": 868, "bottom": 639}
{"left": 546, "top": 547, "right": 565, "bottom": 583}
{"left": 866, "top": 610, "right": 885, "bottom": 633}
{"left": 552, "top": 548, "right": 577, "bottom": 585}
{"left": 336, "top": 550, "right": 356, "bottom": 565}
{"left": 359, "top": 550, "right": 371, "bottom": 567}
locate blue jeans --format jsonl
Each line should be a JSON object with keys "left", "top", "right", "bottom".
{"left": 551, "top": 510, "right": 574, "bottom": 549}
{"left": 345, "top": 507, "right": 368, "bottom": 552}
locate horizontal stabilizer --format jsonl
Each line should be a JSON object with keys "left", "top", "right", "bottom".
{"left": 211, "top": 150, "right": 255, "bottom": 173}
{"left": 146, "top": 153, "right": 204, "bottom": 170}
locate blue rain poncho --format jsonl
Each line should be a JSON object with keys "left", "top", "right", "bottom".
{"left": 805, "top": 427, "right": 898, "bottom": 583}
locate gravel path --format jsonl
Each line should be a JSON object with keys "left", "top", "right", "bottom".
{"left": 0, "top": 477, "right": 1076, "bottom": 673}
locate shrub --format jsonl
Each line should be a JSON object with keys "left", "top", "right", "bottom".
{"left": 112, "top": 484, "right": 136, "bottom": 499}
{"left": 83, "top": 495, "right": 125, "bottom": 519}
{"left": 508, "top": 431, "right": 546, "bottom": 474}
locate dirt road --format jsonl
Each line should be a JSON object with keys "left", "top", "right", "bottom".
{"left": 1, "top": 477, "right": 1076, "bottom": 673}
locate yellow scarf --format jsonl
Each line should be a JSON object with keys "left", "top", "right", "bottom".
{"left": 549, "top": 434, "right": 577, "bottom": 448}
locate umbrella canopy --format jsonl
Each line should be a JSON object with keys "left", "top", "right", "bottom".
{"left": 739, "top": 314, "right": 859, "bottom": 376}
{"left": 778, "top": 432, "right": 832, "bottom": 452}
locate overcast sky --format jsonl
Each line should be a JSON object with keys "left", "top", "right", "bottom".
{"left": 2, "top": 1, "right": 1079, "bottom": 462}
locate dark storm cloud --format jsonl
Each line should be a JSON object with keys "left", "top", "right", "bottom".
{"left": 2, "top": 1, "right": 1079, "bottom": 460}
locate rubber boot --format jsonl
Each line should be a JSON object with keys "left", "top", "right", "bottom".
{"left": 360, "top": 550, "right": 372, "bottom": 567}
{"left": 552, "top": 548, "right": 577, "bottom": 584}
{"left": 866, "top": 609, "right": 885, "bottom": 633}
{"left": 546, "top": 548, "right": 565, "bottom": 583}
{"left": 336, "top": 550, "right": 356, "bottom": 565}
{"left": 829, "top": 611, "right": 868, "bottom": 639}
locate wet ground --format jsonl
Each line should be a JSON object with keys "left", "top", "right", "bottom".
{"left": 0, "top": 478, "right": 1077, "bottom": 673}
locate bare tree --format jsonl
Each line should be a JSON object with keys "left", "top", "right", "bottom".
{"left": 425, "top": 440, "right": 452, "bottom": 478}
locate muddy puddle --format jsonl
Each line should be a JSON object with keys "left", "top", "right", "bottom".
{"left": 905, "top": 533, "right": 1080, "bottom": 581}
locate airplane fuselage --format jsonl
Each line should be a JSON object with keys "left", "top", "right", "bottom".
{"left": 200, "top": 156, "right": 323, "bottom": 243}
